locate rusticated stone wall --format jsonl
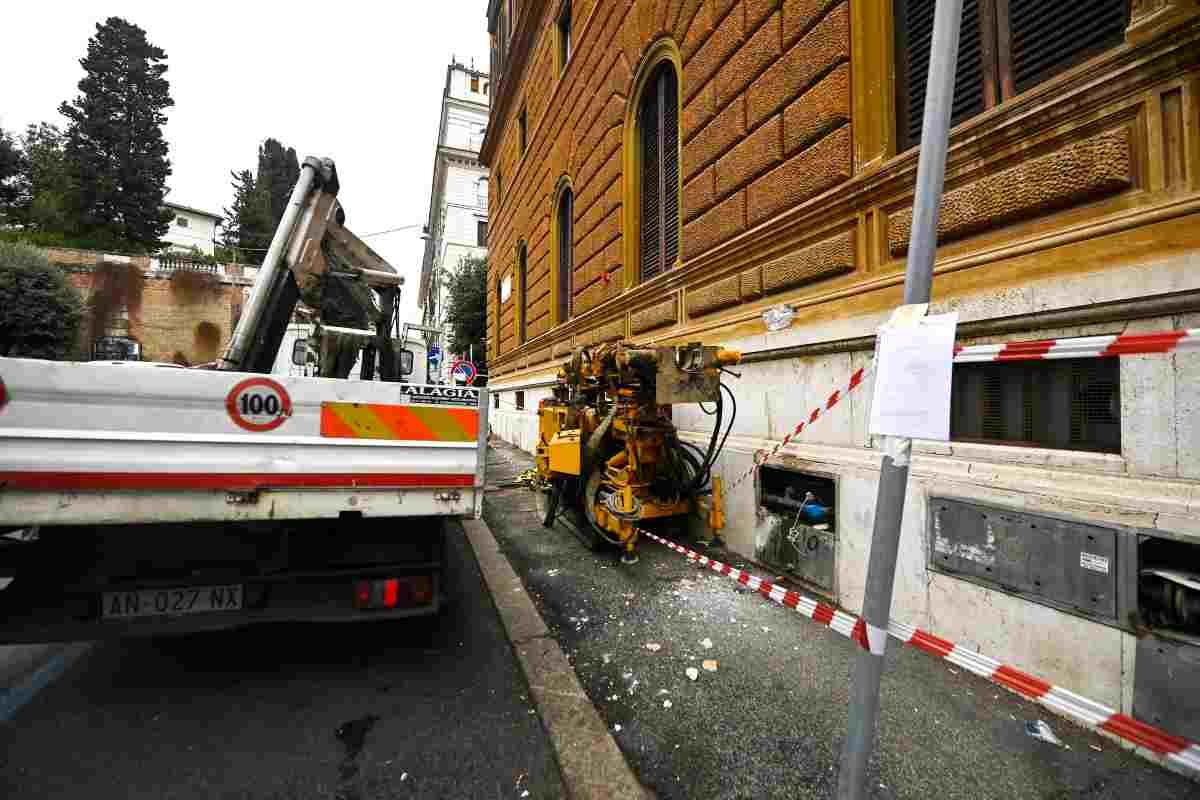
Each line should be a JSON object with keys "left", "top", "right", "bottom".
{"left": 484, "top": 0, "right": 1184, "bottom": 382}
{"left": 485, "top": 0, "right": 855, "bottom": 371}
{"left": 887, "top": 128, "right": 1134, "bottom": 254}
{"left": 683, "top": 0, "right": 852, "bottom": 259}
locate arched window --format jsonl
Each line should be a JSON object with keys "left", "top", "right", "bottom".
{"left": 517, "top": 241, "right": 528, "bottom": 342}
{"left": 556, "top": 188, "right": 574, "bottom": 324}
{"left": 476, "top": 176, "right": 488, "bottom": 207}
{"left": 637, "top": 61, "right": 680, "bottom": 282}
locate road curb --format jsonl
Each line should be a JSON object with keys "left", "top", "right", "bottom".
{"left": 462, "top": 517, "right": 652, "bottom": 800}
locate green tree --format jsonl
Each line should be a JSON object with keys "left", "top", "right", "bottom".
{"left": 0, "top": 127, "right": 22, "bottom": 220}
{"left": 444, "top": 255, "right": 488, "bottom": 374}
{"left": 220, "top": 168, "right": 272, "bottom": 263}
{"left": 0, "top": 241, "right": 83, "bottom": 359}
{"left": 220, "top": 138, "right": 301, "bottom": 263}
{"left": 9, "top": 123, "right": 73, "bottom": 233}
{"left": 257, "top": 138, "right": 301, "bottom": 227}
{"left": 59, "top": 17, "right": 174, "bottom": 250}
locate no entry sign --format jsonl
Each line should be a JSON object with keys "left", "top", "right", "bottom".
{"left": 450, "top": 359, "right": 478, "bottom": 386}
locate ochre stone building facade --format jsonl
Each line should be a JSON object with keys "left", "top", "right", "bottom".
{"left": 482, "top": 0, "right": 1200, "bottom": 742}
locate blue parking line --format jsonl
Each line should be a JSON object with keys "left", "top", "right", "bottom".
{"left": 0, "top": 643, "right": 91, "bottom": 722}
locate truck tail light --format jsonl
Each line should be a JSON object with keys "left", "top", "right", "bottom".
{"left": 382, "top": 578, "right": 399, "bottom": 608}
{"left": 353, "top": 577, "right": 433, "bottom": 610}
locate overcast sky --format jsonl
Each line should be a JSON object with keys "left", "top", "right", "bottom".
{"left": 1, "top": 2, "right": 490, "bottom": 323}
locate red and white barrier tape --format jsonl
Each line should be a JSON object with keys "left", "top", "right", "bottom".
{"left": 638, "top": 528, "right": 1200, "bottom": 778}
{"left": 725, "top": 326, "right": 1198, "bottom": 492}
{"left": 954, "top": 328, "right": 1199, "bottom": 363}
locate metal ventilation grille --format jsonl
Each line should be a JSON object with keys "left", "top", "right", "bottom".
{"left": 1070, "top": 359, "right": 1120, "bottom": 450}
{"left": 1010, "top": 0, "right": 1127, "bottom": 93}
{"left": 951, "top": 358, "right": 1121, "bottom": 453}
{"left": 900, "top": 0, "right": 984, "bottom": 149}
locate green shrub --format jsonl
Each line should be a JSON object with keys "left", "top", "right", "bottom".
{"left": 0, "top": 241, "right": 84, "bottom": 359}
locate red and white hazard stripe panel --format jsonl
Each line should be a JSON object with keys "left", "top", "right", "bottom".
{"left": 638, "top": 529, "right": 1200, "bottom": 779}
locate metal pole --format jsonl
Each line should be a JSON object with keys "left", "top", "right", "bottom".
{"left": 836, "top": 1, "right": 962, "bottom": 798}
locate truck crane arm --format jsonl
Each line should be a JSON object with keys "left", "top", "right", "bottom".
{"left": 219, "top": 157, "right": 405, "bottom": 379}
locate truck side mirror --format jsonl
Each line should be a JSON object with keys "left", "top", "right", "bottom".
{"left": 400, "top": 349, "right": 414, "bottom": 375}
{"left": 292, "top": 339, "right": 311, "bottom": 366}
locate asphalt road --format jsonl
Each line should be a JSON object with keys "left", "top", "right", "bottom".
{"left": 484, "top": 441, "right": 1200, "bottom": 800}
{"left": 0, "top": 520, "right": 564, "bottom": 800}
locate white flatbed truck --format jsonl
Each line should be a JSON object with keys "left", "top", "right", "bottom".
{"left": 0, "top": 157, "right": 487, "bottom": 641}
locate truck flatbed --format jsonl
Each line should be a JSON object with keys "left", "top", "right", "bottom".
{"left": 0, "top": 358, "right": 485, "bottom": 526}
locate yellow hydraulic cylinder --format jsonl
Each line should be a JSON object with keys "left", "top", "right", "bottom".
{"left": 698, "top": 476, "right": 726, "bottom": 546}
{"left": 709, "top": 476, "right": 726, "bottom": 533}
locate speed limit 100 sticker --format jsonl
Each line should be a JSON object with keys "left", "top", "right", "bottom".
{"left": 225, "top": 377, "right": 292, "bottom": 432}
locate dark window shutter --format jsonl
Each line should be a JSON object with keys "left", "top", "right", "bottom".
{"left": 557, "top": 189, "right": 573, "bottom": 322}
{"left": 896, "top": 0, "right": 985, "bottom": 149}
{"left": 639, "top": 76, "right": 662, "bottom": 281}
{"left": 518, "top": 243, "right": 527, "bottom": 342}
{"left": 1008, "top": 0, "right": 1127, "bottom": 94}
{"left": 661, "top": 67, "right": 680, "bottom": 271}
{"left": 639, "top": 62, "right": 679, "bottom": 282}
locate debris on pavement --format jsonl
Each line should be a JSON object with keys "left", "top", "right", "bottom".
{"left": 686, "top": 667, "right": 700, "bottom": 681}
{"left": 702, "top": 659, "right": 719, "bottom": 672}
{"left": 700, "top": 637, "right": 713, "bottom": 649}
{"left": 645, "top": 642, "right": 662, "bottom": 652}
{"left": 663, "top": 699, "right": 673, "bottom": 709}
{"left": 602, "top": 653, "right": 612, "bottom": 664}
{"left": 1025, "top": 720, "right": 1063, "bottom": 746}
{"left": 614, "top": 724, "right": 622, "bottom": 732}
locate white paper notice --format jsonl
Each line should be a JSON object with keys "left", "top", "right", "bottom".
{"left": 869, "top": 310, "right": 959, "bottom": 440}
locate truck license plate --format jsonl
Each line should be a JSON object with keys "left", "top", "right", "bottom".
{"left": 101, "top": 585, "right": 243, "bottom": 619}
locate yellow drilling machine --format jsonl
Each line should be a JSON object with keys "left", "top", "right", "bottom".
{"left": 529, "top": 342, "right": 741, "bottom": 563}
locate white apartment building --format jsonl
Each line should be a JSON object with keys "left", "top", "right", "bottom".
{"left": 418, "top": 60, "right": 490, "bottom": 377}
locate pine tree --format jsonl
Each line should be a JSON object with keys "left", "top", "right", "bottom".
{"left": 220, "top": 169, "right": 272, "bottom": 263}
{"left": 256, "top": 138, "right": 302, "bottom": 228}
{"left": 59, "top": 17, "right": 174, "bottom": 250}
{"left": 220, "top": 138, "right": 302, "bottom": 263}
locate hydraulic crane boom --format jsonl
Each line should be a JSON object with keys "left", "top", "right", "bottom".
{"left": 219, "top": 157, "right": 406, "bottom": 380}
